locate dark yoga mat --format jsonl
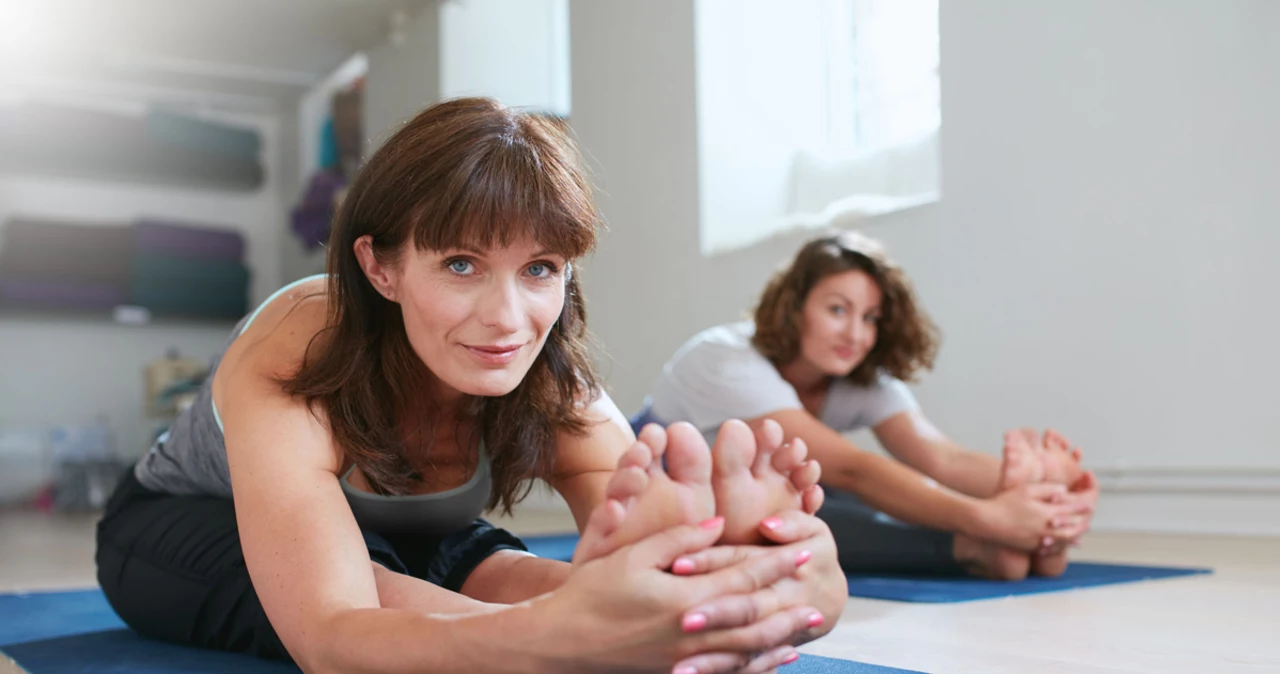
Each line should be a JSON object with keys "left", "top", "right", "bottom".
{"left": 0, "top": 590, "right": 916, "bottom": 674}
{"left": 520, "top": 533, "right": 1212, "bottom": 603}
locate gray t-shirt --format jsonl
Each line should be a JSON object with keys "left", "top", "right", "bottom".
{"left": 648, "top": 321, "right": 919, "bottom": 445}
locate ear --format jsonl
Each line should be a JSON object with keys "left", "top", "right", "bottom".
{"left": 353, "top": 235, "right": 399, "bottom": 302}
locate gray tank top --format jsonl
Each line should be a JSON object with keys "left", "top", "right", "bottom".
{"left": 133, "top": 275, "right": 493, "bottom": 535}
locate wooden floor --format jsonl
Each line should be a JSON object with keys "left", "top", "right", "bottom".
{"left": 2, "top": 508, "right": 1277, "bottom": 673}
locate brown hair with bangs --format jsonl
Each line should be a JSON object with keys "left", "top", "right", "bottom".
{"left": 752, "top": 231, "right": 940, "bottom": 385}
{"left": 282, "top": 97, "right": 600, "bottom": 513}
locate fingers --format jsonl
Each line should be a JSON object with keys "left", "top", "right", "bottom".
{"left": 680, "top": 577, "right": 809, "bottom": 634}
{"left": 677, "top": 606, "right": 823, "bottom": 662}
{"left": 687, "top": 543, "right": 811, "bottom": 600}
{"left": 1048, "top": 515, "right": 1090, "bottom": 540}
{"left": 671, "top": 546, "right": 768, "bottom": 576}
{"left": 1025, "top": 482, "right": 1068, "bottom": 502}
{"left": 635, "top": 517, "right": 726, "bottom": 569}
{"left": 757, "top": 509, "right": 833, "bottom": 546}
{"left": 671, "top": 644, "right": 798, "bottom": 674}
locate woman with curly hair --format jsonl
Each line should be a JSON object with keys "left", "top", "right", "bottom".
{"left": 639, "top": 231, "right": 1099, "bottom": 580}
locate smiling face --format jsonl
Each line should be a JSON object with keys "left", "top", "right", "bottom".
{"left": 797, "top": 269, "right": 883, "bottom": 377}
{"left": 359, "top": 234, "right": 568, "bottom": 398}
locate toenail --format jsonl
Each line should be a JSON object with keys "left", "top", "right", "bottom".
{"left": 807, "top": 612, "right": 824, "bottom": 628}
{"left": 761, "top": 516, "right": 783, "bottom": 530}
{"left": 783, "top": 651, "right": 800, "bottom": 665}
{"left": 794, "top": 550, "right": 812, "bottom": 567}
{"left": 672, "top": 558, "right": 696, "bottom": 574}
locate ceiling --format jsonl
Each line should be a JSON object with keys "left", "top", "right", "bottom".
{"left": 0, "top": 0, "right": 435, "bottom": 112}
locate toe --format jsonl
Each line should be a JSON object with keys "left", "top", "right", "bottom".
{"left": 665, "top": 422, "right": 714, "bottom": 488}
{"left": 712, "top": 419, "right": 758, "bottom": 480}
{"left": 605, "top": 465, "right": 650, "bottom": 503}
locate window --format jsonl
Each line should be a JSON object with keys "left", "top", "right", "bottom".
{"left": 830, "top": 0, "right": 940, "bottom": 154}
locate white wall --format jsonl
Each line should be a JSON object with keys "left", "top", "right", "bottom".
{"left": 569, "top": 0, "right": 704, "bottom": 409}
{"left": 571, "top": 0, "right": 1280, "bottom": 534}
{"left": 694, "top": 0, "right": 830, "bottom": 255}
{"left": 363, "top": 5, "right": 441, "bottom": 156}
{"left": 441, "top": 0, "right": 570, "bottom": 115}
{"left": 0, "top": 111, "right": 286, "bottom": 460}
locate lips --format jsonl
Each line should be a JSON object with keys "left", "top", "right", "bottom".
{"left": 834, "top": 346, "right": 857, "bottom": 360}
{"left": 464, "top": 343, "right": 524, "bottom": 365}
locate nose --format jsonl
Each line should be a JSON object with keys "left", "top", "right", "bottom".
{"left": 846, "top": 318, "right": 871, "bottom": 346}
{"left": 477, "top": 276, "right": 523, "bottom": 333}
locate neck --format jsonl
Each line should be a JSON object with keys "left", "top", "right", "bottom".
{"left": 775, "top": 356, "right": 831, "bottom": 396}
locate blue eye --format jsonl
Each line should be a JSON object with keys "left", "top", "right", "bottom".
{"left": 829, "top": 305, "right": 846, "bottom": 316}
{"left": 447, "top": 259, "right": 473, "bottom": 275}
{"left": 527, "top": 261, "right": 560, "bottom": 278}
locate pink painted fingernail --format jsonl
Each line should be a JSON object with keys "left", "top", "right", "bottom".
{"left": 699, "top": 516, "right": 724, "bottom": 530}
{"left": 783, "top": 651, "right": 800, "bottom": 664}
{"left": 681, "top": 613, "right": 708, "bottom": 633}
{"left": 672, "top": 558, "right": 696, "bottom": 574}
{"left": 674, "top": 667, "right": 699, "bottom": 674}
{"left": 795, "top": 549, "right": 812, "bottom": 567}
{"left": 761, "top": 516, "right": 784, "bottom": 530}
{"left": 807, "top": 612, "right": 824, "bottom": 628}
{"left": 1042, "top": 536, "right": 1053, "bottom": 547}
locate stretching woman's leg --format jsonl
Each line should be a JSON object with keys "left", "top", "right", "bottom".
{"left": 818, "top": 489, "right": 1030, "bottom": 579}
{"left": 97, "top": 469, "right": 528, "bottom": 659}
{"left": 816, "top": 489, "right": 964, "bottom": 575}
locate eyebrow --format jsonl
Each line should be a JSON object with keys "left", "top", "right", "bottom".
{"left": 449, "top": 246, "right": 563, "bottom": 259}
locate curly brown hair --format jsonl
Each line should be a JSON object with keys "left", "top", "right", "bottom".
{"left": 751, "top": 231, "right": 939, "bottom": 385}
{"left": 281, "top": 97, "right": 600, "bottom": 514}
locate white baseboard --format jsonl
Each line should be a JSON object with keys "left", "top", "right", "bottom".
{"left": 1091, "top": 468, "right": 1280, "bottom": 536}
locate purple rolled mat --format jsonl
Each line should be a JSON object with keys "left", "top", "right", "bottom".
{"left": 0, "top": 278, "right": 125, "bottom": 310}
{"left": 133, "top": 219, "right": 245, "bottom": 261}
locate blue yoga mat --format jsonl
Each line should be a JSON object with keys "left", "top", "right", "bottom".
{"left": 0, "top": 590, "right": 916, "bottom": 674}
{"left": 521, "top": 533, "right": 1211, "bottom": 603}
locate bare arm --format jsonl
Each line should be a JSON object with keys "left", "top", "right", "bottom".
{"left": 873, "top": 410, "right": 1002, "bottom": 498}
{"left": 545, "top": 391, "right": 635, "bottom": 533}
{"left": 750, "top": 409, "right": 1079, "bottom": 550}
{"left": 218, "top": 341, "right": 566, "bottom": 672}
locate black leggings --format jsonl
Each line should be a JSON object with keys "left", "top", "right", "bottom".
{"left": 816, "top": 489, "right": 965, "bottom": 575}
{"left": 95, "top": 468, "right": 526, "bottom": 660}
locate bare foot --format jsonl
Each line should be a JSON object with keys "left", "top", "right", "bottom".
{"left": 1023, "top": 427, "right": 1085, "bottom": 487}
{"left": 1003, "top": 430, "right": 1074, "bottom": 577}
{"left": 572, "top": 423, "right": 715, "bottom": 564}
{"left": 952, "top": 432, "right": 1036, "bottom": 579}
{"left": 711, "top": 419, "right": 822, "bottom": 545}
{"left": 953, "top": 534, "right": 1030, "bottom": 580}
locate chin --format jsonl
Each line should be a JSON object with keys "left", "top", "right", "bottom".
{"left": 446, "top": 367, "right": 530, "bottom": 398}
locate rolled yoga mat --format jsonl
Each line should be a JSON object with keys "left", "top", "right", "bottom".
{"left": 0, "top": 590, "right": 921, "bottom": 674}
{"left": 0, "top": 278, "right": 126, "bottom": 311}
{"left": 0, "top": 219, "right": 134, "bottom": 284}
{"left": 134, "top": 219, "right": 246, "bottom": 261}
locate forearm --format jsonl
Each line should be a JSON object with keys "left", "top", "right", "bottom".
{"left": 309, "top": 600, "right": 567, "bottom": 674}
{"left": 930, "top": 448, "right": 1003, "bottom": 498}
{"left": 826, "top": 451, "right": 988, "bottom": 538}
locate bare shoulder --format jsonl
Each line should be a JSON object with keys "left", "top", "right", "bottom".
{"left": 213, "top": 278, "right": 341, "bottom": 471}
{"left": 219, "top": 278, "right": 330, "bottom": 388}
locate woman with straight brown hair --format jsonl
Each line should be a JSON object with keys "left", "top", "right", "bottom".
{"left": 640, "top": 231, "right": 1100, "bottom": 580}
{"left": 96, "top": 98, "right": 846, "bottom": 674}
